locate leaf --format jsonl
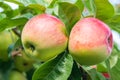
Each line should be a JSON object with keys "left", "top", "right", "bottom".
{"left": 19, "top": 4, "right": 46, "bottom": 16}
{"left": 0, "top": 13, "right": 6, "bottom": 21}
{"left": 58, "top": 2, "right": 81, "bottom": 34}
{"left": 0, "top": 0, "right": 3, "bottom": 2}
{"left": 88, "top": 69, "right": 106, "bottom": 80}
{"left": 5, "top": 0, "right": 24, "bottom": 6}
{"left": 58, "top": 0, "right": 77, "bottom": 3}
{"left": 109, "top": 57, "right": 120, "bottom": 80}
{"left": 105, "top": 45, "right": 120, "bottom": 80}
{"left": 0, "top": 2, "right": 14, "bottom": 17}
{"left": 68, "top": 61, "right": 82, "bottom": 80}
{"left": 0, "top": 17, "right": 28, "bottom": 31}
{"left": 0, "top": 59, "right": 13, "bottom": 72}
{"left": 6, "top": 0, "right": 49, "bottom": 7}
{"left": 94, "top": 0, "right": 115, "bottom": 20}
{"left": 106, "top": 14, "right": 120, "bottom": 33}
{"left": 97, "top": 62, "right": 108, "bottom": 73}
{"left": 13, "top": 39, "right": 22, "bottom": 50}
{"left": 32, "top": 52, "right": 73, "bottom": 80}
{"left": 27, "top": 4, "right": 46, "bottom": 14}
{"left": 75, "top": 0, "right": 84, "bottom": 13}
{"left": 82, "top": 0, "right": 94, "bottom": 15}
{"left": 0, "top": 2, "right": 12, "bottom": 11}
{"left": 19, "top": 12, "right": 34, "bottom": 19}
{"left": 48, "top": 0, "right": 57, "bottom": 8}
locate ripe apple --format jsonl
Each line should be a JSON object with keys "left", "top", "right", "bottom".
{"left": 13, "top": 50, "right": 34, "bottom": 72}
{"left": 69, "top": 18, "right": 113, "bottom": 65}
{"left": 0, "top": 30, "right": 17, "bottom": 61}
{"left": 21, "top": 14, "right": 68, "bottom": 61}
{"left": 9, "top": 70, "right": 27, "bottom": 80}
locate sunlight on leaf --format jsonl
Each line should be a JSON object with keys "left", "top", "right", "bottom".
{"left": 32, "top": 52, "right": 73, "bottom": 80}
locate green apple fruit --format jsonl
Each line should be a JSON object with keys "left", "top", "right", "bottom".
{"left": 0, "top": 30, "right": 17, "bottom": 61}
{"left": 69, "top": 18, "right": 113, "bottom": 65}
{"left": 13, "top": 50, "right": 34, "bottom": 72}
{"left": 21, "top": 14, "right": 68, "bottom": 61}
{"left": 9, "top": 70, "right": 27, "bottom": 80}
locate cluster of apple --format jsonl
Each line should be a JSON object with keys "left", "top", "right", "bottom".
{"left": 21, "top": 14, "right": 113, "bottom": 66}
{"left": 0, "top": 31, "right": 31, "bottom": 80}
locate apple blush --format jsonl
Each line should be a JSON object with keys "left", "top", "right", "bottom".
{"left": 21, "top": 14, "right": 68, "bottom": 61}
{"left": 68, "top": 18, "right": 113, "bottom": 65}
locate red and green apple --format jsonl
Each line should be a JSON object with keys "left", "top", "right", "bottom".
{"left": 69, "top": 18, "right": 113, "bottom": 65}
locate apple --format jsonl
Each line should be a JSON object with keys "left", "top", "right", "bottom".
{"left": 8, "top": 70, "right": 27, "bottom": 80}
{"left": 13, "top": 50, "right": 34, "bottom": 72}
{"left": 69, "top": 18, "right": 113, "bottom": 65}
{"left": 21, "top": 14, "right": 68, "bottom": 61}
{"left": 0, "top": 30, "right": 17, "bottom": 61}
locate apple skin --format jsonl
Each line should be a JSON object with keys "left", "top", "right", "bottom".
{"left": 68, "top": 18, "right": 113, "bottom": 65}
{"left": 21, "top": 14, "right": 68, "bottom": 61}
{"left": 0, "top": 31, "right": 17, "bottom": 61}
{"left": 13, "top": 51, "right": 34, "bottom": 72}
{"left": 9, "top": 70, "right": 27, "bottom": 80}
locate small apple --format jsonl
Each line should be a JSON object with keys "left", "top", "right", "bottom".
{"left": 69, "top": 18, "right": 113, "bottom": 65}
{"left": 0, "top": 30, "right": 17, "bottom": 61}
{"left": 13, "top": 50, "right": 34, "bottom": 72}
{"left": 9, "top": 70, "right": 27, "bottom": 80}
{"left": 21, "top": 14, "right": 68, "bottom": 61}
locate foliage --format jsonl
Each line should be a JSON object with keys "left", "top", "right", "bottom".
{"left": 0, "top": 0, "right": 120, "bottom": 80}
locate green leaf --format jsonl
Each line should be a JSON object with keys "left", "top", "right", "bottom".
{"left": 32, "top": 52, "right": 73, "bottom": 80}
{"left": 105, "top": 45, "right": 120, "bottom": 80}
{"left": 19, "top": 12, "right": 34, "bottom": 19}
{"left": 109, "top": 57, "right": 120, "bottom": 80}
{"left": 0, "top": 2, "right": 12, "bottom": 11}
{"left": 97, "top": 62, "right": 108, "bottom": 73}
{"left": 58, "top": 2, "right": 81, "bottom": 34}
{"left": 75, "top": 0, "right": 84, "bottom": 13}
{"left": 0, "top": 13, "right": 6, "bottom": 21}
{"left": 94, "top": 0, "right": 115, "bottom": 20}
{"left": 0, "top": 59, "right": 13, "bottom": 72}
{"left": 88, "top": 69, "right": 106, "bottom": 80}
{"left": 6, "top": 0, "right": 49, "bottom": 7}
{"left": 13, "top": 39, "right": 22, "bottom": 50}
{"left": 5, "top": 0, "right": 24, "bottom": 6}
{"left": 82, "top": 0, "right": 93, "bottom": 16}
{"left": 58, "top": 0, "right": 77, "bottom": 3}
{"left": 68, "top": 61, "right": 82, "bottom": 80}
{"left": 20, "top": 4, "right": 46, "bottom": 15}
{"left": 27, "top": 4, "right": 46, "bottom": 14}
{"left": 0, "top": 0, "right": 3, "bottom": 2}
{"left": 0, "top": 2, "right": 21, "bottom": 18}
{"left": 0, "top": 17, "right": 28, "bottom": 31}
{"left": 106, "top": 14, "right": 120, "bottom": 33}
{"left": 0, "top": 2, "right": 14, "bottom": 17}
{"left": 48, "top": 0, "right": 57, "bottom": 8}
